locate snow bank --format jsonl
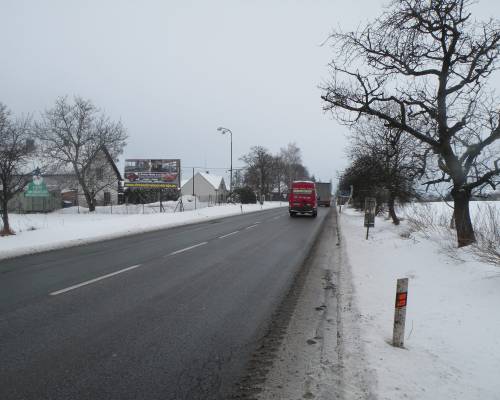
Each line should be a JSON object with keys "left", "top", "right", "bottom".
{"left": 340, "top": 205, "right": 500, "bottom": 399}
{"left": 0, "top": 201, "right": 287, "bottom": 260}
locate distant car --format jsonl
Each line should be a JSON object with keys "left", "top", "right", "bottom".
{"left": 161, "top": 173, "right": 178, "bottom": 182}
{"left": 125, "top": 172, "right": 139, "bottom": 181}
{"left": 289, "top": 181, "right": 317, "bottom": 217}
{"left": 61, "top": 200, "right": 73, "bottom": 208}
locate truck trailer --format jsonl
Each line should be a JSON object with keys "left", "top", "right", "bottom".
{"left": 316, "top": 182, "right": 332, "bottom": 207}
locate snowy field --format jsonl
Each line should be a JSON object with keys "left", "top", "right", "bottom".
{"left": 0, "top": 198, "right": 287, "bottom": 260}
{"left": 340, "top": 202, "right": 500, "bottom": 400}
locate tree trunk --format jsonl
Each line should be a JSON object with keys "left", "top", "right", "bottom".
{"left": 1, "top": 197, "right": 13, "bottom": 235}
{"left": 87, "top": 195, "right": 96, "bottom": 212}
{"left": 76, "top": 175, "right": 96, "bottom": 212}
{"left": 79, "top": 184, "right": 95, "bottom": 212}
{"left": 451, "top": 188, "right": 475, "bottom": 247}
{"left": 388, "top": 193, "right": 400, "bottom": 225}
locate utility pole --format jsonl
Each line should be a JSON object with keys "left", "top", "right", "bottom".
{"left": 192, "top": 167, "right": 196, "bottom": 209}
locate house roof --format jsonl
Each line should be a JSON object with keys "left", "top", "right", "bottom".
{"left": 101, "top": 146, "right": 123, "bottom": 181}
{"left": 180, "top": 172, "right": 226, "bottom": 190}
{"left": 199, "top": 172, "right": 224, "bottom": 189}
{"left": 22, "top": 146, "right": 122, "bottom": 179}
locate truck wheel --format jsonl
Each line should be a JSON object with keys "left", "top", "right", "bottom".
{"left": 289, "top": 211, "right": 296, "bottom": 217}
{"left": 312, "top": 210, "right": 317, "bottom": 217}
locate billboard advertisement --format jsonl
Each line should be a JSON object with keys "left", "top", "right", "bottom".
{"left": 124, "top": 159, "right": 181, "bottom": 189}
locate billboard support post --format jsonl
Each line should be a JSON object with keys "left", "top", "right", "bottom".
{"left": 192, "top": 167, "right": 197, "bottom": 210}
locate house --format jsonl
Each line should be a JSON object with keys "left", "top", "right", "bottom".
{"left": 53, "top": 146, "right": 123, "bottom": 208}
{"left": 181, "top": 172, "right": 228, "bottom": 204}
{"left": 7, "top": 147, "right": 123, "bottom": 212}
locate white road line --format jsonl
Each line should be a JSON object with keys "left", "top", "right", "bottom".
{"left": 168, "top": 241, "right": 208, "bottom": 256}
{"left": 245, "top": 224, "right": 259, "bottom": 230}
{"left": 218, "top": 231, "right": 239, "bottom": 239}
{"left": 272, "top": 216, "right": 281, "bottom": 220}
{"left": 50, "top": 264, "right": 142, "bottom": 296}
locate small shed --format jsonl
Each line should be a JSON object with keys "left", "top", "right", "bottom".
{"left": 7, "top": 182, "right": 62, "bottom": 213}
{"left": 181, "top": 172, "right": 228, "bottom": 204}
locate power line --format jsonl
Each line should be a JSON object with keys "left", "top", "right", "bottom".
{"left": 181, "top": 166, "right": 246, "bottom": 170}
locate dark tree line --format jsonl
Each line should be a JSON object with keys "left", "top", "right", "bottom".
{"left": 322, "top": 0, "right": 500, "bottom": 247}
{"left": 339, "top": 116, "right": 425, "bottom": 225}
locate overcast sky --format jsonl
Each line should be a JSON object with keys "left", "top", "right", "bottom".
{"left": 1, "top": 0, "right": 498, "bottom": 186}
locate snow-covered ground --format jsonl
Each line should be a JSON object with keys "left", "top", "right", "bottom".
{"left": 340, "top": 203, "right": 500, "bottom": 399}
{"left": 0, "top": 199, "right": 287, "bottom": 260}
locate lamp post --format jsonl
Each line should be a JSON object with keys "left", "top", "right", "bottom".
{"left": 217, "top": 126, "right": 233, "bottom": 192}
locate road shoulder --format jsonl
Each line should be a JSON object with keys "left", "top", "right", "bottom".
{"left": 239, "top": 208, "right": 376, "bottom": 400}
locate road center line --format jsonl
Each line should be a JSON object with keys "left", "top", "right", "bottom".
{"left": 245, "top": 224, "right": 259, "bottom": 230}
{"left": 50, "top": 264, "right": 142, "bottom": 296}
{"left": 218, "top": 231, "right": 239, "bottom": 239}
{"left": 168, "top": 242, "right": 208, "bottom": 256}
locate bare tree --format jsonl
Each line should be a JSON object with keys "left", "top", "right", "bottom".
{"left": 322, "top": 0, "right": 500, "bottom": 247}
{"left": 35, "top": 97, "right": 127, "bottom": 212}
{"left": 280, "top": 142, "right": 309, "bottom": 184}
{"left": 242, "top": 143, "right": 311, "bottom": 200}
{"left": 270, "top": 155, "right": 286, "bottom": 199}
{"left": 0, "top": 103, "right": 34, "bottom": 235}
{"left": 232, "top": 168, "right": 245, "bottom": 189}
{"left": 241, "top": 146, "right": 274, "bottom": 198}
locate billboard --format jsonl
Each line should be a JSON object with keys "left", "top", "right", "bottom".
{"left": 124, "top": 159, "right": 181, "bottom": 189}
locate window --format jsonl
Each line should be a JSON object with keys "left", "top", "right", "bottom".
{"left": 25, "top": 139, "right": 35, "bottom": 152}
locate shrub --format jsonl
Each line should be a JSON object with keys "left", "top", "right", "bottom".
{"left": 233, "top": 187, "right": 257, "bottom": 204}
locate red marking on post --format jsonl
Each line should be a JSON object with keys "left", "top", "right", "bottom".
{"left": 396, "top": 292, "right": 407, "bottom": 308}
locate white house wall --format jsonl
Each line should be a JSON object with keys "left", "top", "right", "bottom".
{"left": 181, "top": 174, "right": 227, "bottom": 203}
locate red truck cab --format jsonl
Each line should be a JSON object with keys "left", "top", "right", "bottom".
{"left": 289, "top": 181, "right": 317, "bottom": 217}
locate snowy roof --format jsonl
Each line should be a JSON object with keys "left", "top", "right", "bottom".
{"left": 181, "top": 178, "right": 189, "bottom": 188}
{"left": 19, "top": 156, "right": 63, "bottom": 175}
{"left": 199, "top": 172, "right": 224, "bottom": 189}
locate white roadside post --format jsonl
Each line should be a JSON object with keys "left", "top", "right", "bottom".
{"left": 392, "top": 278, "right": 409, "bottom": 348}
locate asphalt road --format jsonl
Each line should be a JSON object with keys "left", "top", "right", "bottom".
{"left": 0, "top": 206, "right": 329, "bottom": 400}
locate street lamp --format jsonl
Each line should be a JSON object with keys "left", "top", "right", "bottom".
{"left": 217, "top": 126, "right": 233, "bottom": 192}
